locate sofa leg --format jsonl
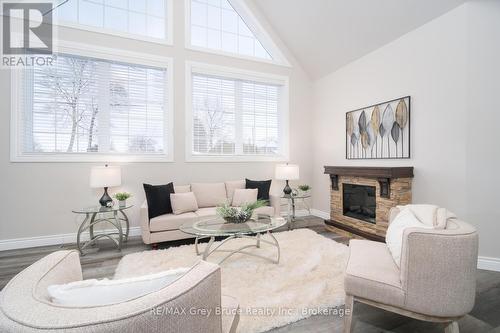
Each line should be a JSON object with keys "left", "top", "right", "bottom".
{"left": 344, "top": 295, "right": 354, "bottom": 333}
{"left": 151, "top": 243, "right": 159, "bottom": 250}
{"left": 444, "top": 321, "right": 459, "bottom": 333}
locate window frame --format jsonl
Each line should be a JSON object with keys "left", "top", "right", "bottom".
{"left": 54, "top": 0, "right": 174, "bottom": 45}
{"left": 184, "top": 0, "right": 291, "bottom": 67}
{"left": 185, "top": 61, "right": 289, "bottom": 162}
{"left": 10, "top": 41, "right": 174, "bottom": 163}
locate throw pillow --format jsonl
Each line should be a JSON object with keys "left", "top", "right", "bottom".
{"left": 143, "top": 183, "right": 175, "bottom": 219}
{"left": 385, "top": 208, "right": 433, "bottom": 267}
{"left": 245, "top": 178, "right": 272, "bottom": 201}
{"left": 191, "top": 183, "right": 227, "bottom": 208}
{"left": 48, "top": 267, "right": 190, "bottom": 307}
{"left": 232, "top": 188, "right": 258, "bottom": 207}
{"left": 170, "top": 192, "right": 199, "bottom": 215}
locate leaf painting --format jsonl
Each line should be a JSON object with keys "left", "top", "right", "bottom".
{"left": 358, "top": 110, "right": 367, "bottom": 132}
{"left": 395, "top": 99, "right": 408, "bottom": 156}
{"left": 382, "top": 104, "right": 394, "bottom": 157}
{"left": 346, "top": 113, "right": 354, "bottom": 158}
{"left": 371, "top": 106, "right": 380, "bottom": 157}
{"left": 391, "top": 122, "right": 400, "bottom": 145}
{"left": 346, "top": 96, "right": 410, "bottom": 159}
{"left": 366, "top": 120, "right": 376, "bottom": 157}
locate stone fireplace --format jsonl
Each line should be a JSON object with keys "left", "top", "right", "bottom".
{"left": 324, "top": 166, "right": 414, "bottom": 241}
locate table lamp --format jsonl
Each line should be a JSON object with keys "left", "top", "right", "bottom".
{"left": 90, "top": 165, "right": 121, "bottom": 207}
{"left": 275, "top": 164, "right": 299, "bottom": 196}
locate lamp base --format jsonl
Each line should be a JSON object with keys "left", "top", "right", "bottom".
{"left": 99, "top": 187, "right": 113, "bottom": 207}
{"left": 283, "top": 180, "right": 292, "bottom": 196}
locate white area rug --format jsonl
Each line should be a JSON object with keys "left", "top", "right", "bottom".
{"left": 114, "top": 228, "right": 349, "bottom": 333}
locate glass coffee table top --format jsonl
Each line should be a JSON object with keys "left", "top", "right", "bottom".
{"left": 180, "top": 215, "right": 287, "bottom": 237}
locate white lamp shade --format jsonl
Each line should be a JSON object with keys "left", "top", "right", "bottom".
{"left": 90, "top": 166, "right": 121, "bottom": 188}
{"left": 275, "top": 164, "right": 299, "bottom": 180}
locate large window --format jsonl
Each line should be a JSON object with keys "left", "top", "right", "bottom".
{"left": 186, "top": 62, "right": 289, "bottom": 161}
{"left": 187, "top": 0, "right": 289, "bottom": 65}
{"left": 11, "top": 46, "right": 172, "bottom": 162}
{"left": 54, "top": 0, "right": 171, "bottom": 43}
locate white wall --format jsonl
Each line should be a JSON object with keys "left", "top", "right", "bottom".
{"left": 311, "top": 1, "right": 500, "bottom": 259}
{"left": 465, "top": 1, "right": 500, "bottom": 259}
{"left": 0, "top": 0, "right": 313, "bottom": 241}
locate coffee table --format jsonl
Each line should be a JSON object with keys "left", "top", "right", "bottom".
{"left": 180, "top": 215, "right": 287, "bottom": 264}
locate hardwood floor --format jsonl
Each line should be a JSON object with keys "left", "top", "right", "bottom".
{"left": 1, "top": 217, "right": 499, "bottom": 333}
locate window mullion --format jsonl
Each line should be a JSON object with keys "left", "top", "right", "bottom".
{"left": 234, "top": 80, "right": 243, "bottom": 155}
{"left": 96, "top": 62, "right": 111, "bottom": 153}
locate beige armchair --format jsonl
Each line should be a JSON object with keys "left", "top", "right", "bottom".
{"left": 0, "top": 250, "right": 239, "bottom": 333}
{"left": 344, "top": 207, "right": 478, "bottom": 333}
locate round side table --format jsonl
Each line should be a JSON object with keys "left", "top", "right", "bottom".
{"left": 72, "top": 205, "right": 132, "bottom": 255}
{"left": 281, "top": 194, "right": 311, "bottom": 230}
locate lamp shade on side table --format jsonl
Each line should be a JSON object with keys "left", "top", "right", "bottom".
{"left": 90, "top": 165, "right": 121, "bottom": 206}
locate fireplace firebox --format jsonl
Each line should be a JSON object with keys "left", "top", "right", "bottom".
{"left": 343, "top": 184, "right": 376, "bottom": 224}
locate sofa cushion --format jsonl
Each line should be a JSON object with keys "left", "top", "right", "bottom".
{"left": 195, "top": 207, "right": 218, "bottom": 218}
{"left": 345, "top": 239, "right": 405, "bottom": 308}
{"left": 225, "top": 180, "right": 245, "bottom": 204}
{"left": 149, "top": 212, "right": 198, "bottom": 232}
{"left": 221, "top": 295, "right": 239, "bottom": 333}
{"left": 170, "top": 192, "right": 199, "bottom": 215}
{"left": 245, "top": 179, "right": 272, "bottom": 201}
{"left": 191, "top": 182, "right": 227, "bottom": 208}
{"left": 174, "top": 185, "right": 191, "bottom": 193}
{"left": 143, "top": 183, "right": 175, "bottom": 218}
{"left": 47, "top": 267, "right": 190, "bottom": 307}
{"left": 232, "top": 189, "right": 258, "bottom": 207}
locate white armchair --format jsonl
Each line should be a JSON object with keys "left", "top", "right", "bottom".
{"left": 0, "top": 250, "right": 239, "bottom": 333}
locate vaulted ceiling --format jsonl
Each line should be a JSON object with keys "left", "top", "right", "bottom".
{"left": 252, "top": 0, "right": 467, "bottom": 79}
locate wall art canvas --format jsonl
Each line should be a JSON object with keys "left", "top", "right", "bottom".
{"left": 346, "top": 96, "right": 410, "bottom": 159}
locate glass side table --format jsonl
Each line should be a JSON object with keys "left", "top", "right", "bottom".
{"left": 72, "top": 205, "right": 132, "bottom": 255}
{"left": 281, "top": 194, "right": 311, "bottom": 230}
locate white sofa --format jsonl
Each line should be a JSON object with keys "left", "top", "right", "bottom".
{"left": 141, "top": 180, "right": 281, "bottom": 245}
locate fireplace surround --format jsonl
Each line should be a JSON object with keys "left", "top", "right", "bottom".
{"left": 324, "top": 166, "right": 414, "bottom": 241}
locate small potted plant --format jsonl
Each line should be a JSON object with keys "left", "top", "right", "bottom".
{"left": 216, "top": 200, "right": 267, "bottom": 223}
{"left": 297, "top": 184, "right": 311, "bottom": 196}
{"left": 114, "top": 192, "right": 132, "bottom": 208}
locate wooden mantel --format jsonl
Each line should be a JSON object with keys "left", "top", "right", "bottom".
{"left": 324, "top": 166, "right": 414, "bottom": 198}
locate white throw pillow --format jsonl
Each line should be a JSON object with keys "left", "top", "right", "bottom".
{"left": 385, "top": 208, "right": 433, "bottom": 267}
{"left": 232, "top": 188, "right": 258, "bottom": 207}
{"left": 47, "top": 267, "right": 190, "bottom": 307}
{"left": 170, "top": 192, "right": 199, "bottom": 215}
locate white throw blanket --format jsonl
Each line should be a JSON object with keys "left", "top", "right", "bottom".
{"left": 396, "top": 204, "right": 456, "bottom": 229}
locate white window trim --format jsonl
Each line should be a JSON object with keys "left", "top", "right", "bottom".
{"left": 10, "top": 41, "right": 174, "bottom": 163}
{"left": 184, "top": 0, "right": 291, "bottom": 67}
{"left": 185, "top": 61, "right": 290, "bottom": 163}
{"left": 54, "top": 0, "right": 174, "bottom": 45}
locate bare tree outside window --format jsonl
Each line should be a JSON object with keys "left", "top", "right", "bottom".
{"left": 39, "top": 56, "right": 98, "bottom": 152}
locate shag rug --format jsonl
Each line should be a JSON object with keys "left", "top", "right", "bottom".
{"left": 114, "top": 228, "right": 349, "bottom": 333}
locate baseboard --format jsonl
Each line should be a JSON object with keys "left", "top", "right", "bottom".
{"left": 478, "top": 256, "right": 500, "bottom": 272}
{"left": 310, "top": 209, "right": 330, "bottom": 220}
{"left": 0, "top": 227, "right": 142, "bottom": 252}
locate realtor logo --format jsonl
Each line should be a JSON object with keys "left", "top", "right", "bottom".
{"left": 2, "top": 2, "right": 53, "bottom": 54}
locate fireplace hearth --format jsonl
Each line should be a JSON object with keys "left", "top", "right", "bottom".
{"left": 343, "top": 184, "right": 376, "bottom": 224}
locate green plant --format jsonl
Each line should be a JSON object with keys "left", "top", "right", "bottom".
{"left": 298, "top": 184, "right": 311, "bottom": 192}
{"left": 114, "top": 192, "right": 132, "bottom": 201}
{"left": 216, "top": 199, "right": 268, "bottom": 223}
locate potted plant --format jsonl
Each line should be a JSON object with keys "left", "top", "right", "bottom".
{"left": 114, "top": 192, "right": 132, "bottom": 208}
{"left": 216, "top": 200, "right": 267, "bottom": 223}
{"left": 297, "top": 184, "right": 311, "bottom": 196}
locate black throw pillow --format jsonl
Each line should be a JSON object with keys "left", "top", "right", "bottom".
{"left": 245, "top": 178, "right": 272, "bottom": 201}
{"left": 143, "top": 183, "right": 175, "bottom": 219}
